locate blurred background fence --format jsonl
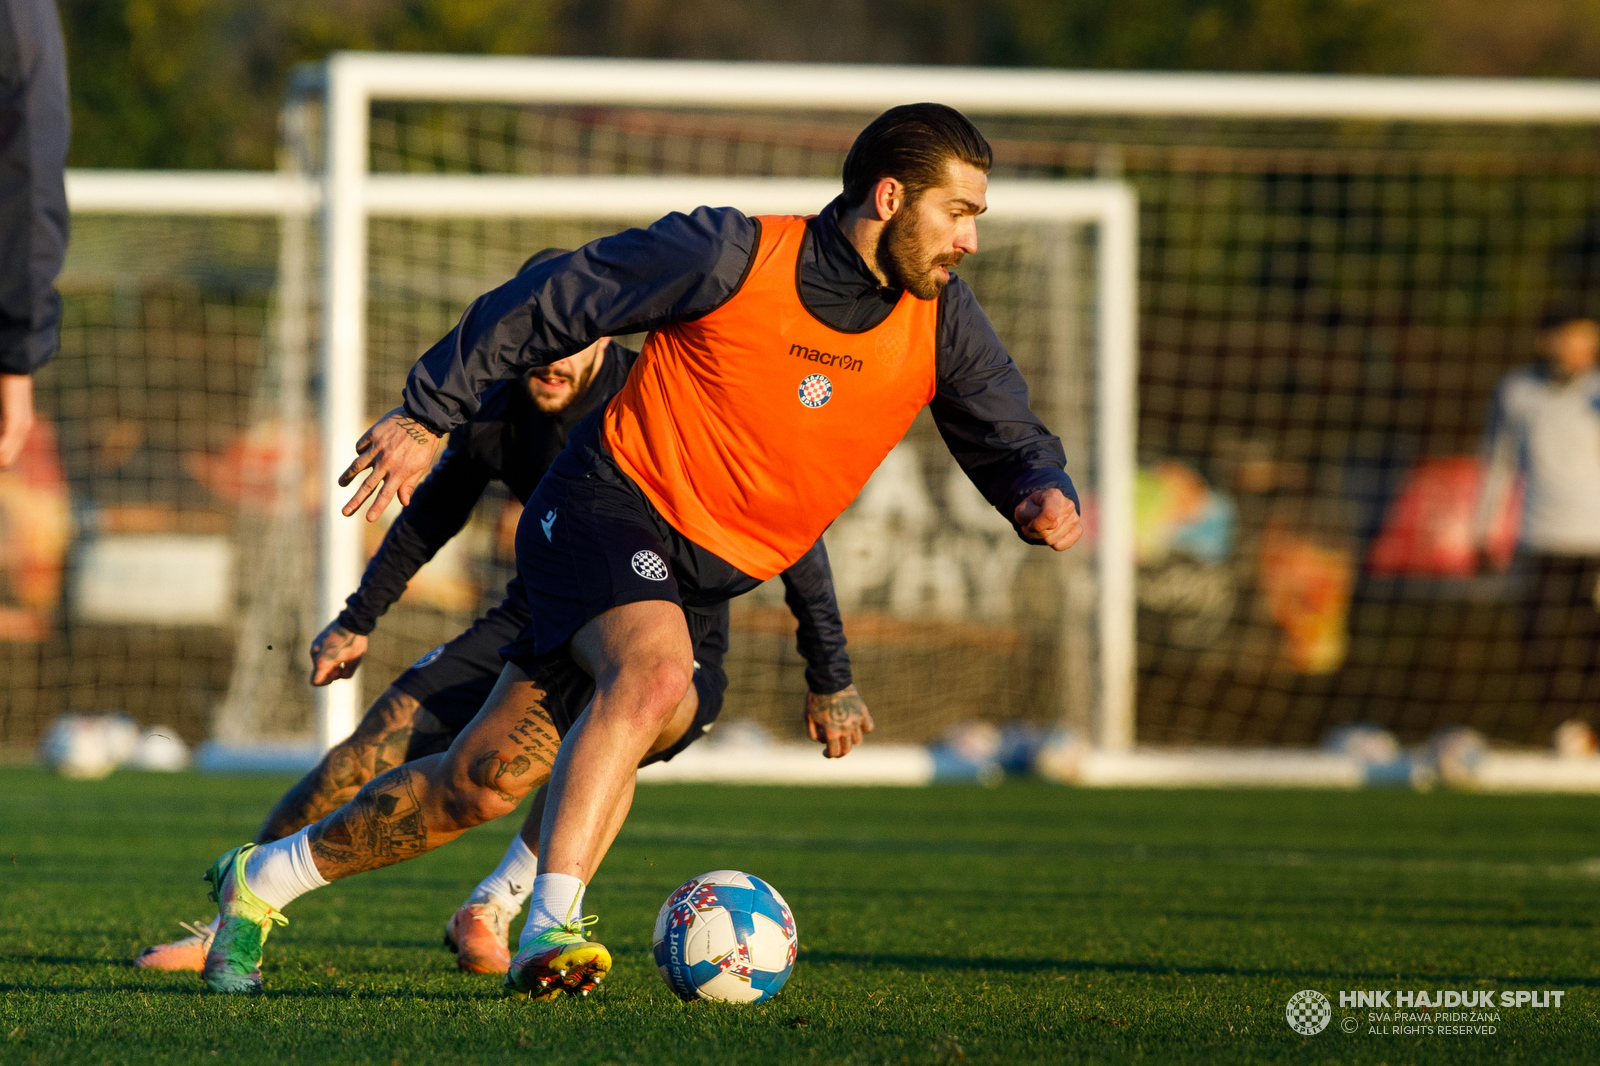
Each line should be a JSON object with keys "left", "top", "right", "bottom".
{"left": 6, "top": 63, "right": 1600, "bottom": 756}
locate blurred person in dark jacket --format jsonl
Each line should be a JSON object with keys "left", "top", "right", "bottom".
{"left": 0, "top": 0, "right": 69, "bottom": 468}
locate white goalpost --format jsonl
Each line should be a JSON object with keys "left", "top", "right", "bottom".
{"left": 320, "top": 175, "right": 1140, "bottom": 755}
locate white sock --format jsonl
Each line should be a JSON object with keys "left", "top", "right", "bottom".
{"left": 519, "top": 872, "right": 586, "bottom": 947}
{"left": 242, "top": 828, "right": 328, "bottom": 911}
{"left": 467, "top": 835, "right": 539, "bottom": 913}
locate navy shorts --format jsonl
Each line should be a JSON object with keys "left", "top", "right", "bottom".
{"left": 502, "top": 456, "right": 762, "bottom": 662}
{"left": 515, "top": 603, "right": 730, "bottom": 768}
{"left": 392, "top": 582, "right": 729, "bottom": 766}
{"left": 391, "top": 585, "right": 528, "bottom": 734}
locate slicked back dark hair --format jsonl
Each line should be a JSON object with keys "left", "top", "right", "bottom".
{"left": 841, "top": 104, "right": 993, "bottom": 208}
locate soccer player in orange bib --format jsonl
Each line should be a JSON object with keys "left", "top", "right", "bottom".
{"left": 199, "top": 103, "right": 1082, "bottom": 999}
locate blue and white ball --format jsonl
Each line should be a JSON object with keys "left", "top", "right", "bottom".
{"left": 652, "top": 870, "right": 797, "bottom": 1003}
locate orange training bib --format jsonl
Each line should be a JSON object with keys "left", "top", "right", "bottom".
{"left": 603, "top": 215, "right": 938, "bottom": 579}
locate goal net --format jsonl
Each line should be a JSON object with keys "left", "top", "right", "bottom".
{"left": 8, "top": 60, "right": 1599, "bottom": 764}
{"left": 0, "top": 192, "right": 318, "bottom": 753}
{"left": 298, "top": 59, "right": 1600, "bottom": 756}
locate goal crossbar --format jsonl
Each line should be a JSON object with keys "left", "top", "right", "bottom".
{"left": 301, "top": 53, "right": 1600, "bottom": 123}
{"left": 315, "top": 174, "right": 1136, "bottom": 755}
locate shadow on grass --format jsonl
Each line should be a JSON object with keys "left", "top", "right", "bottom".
{"left": 0, "top": 977, "right": 493, "bottom": 1001}
{"left": 1167, "top": 907, "right": 1598, "bottom": 932}
{"left": 3, "top": 954, "right": 133, "bottom": 967}
{"left": 800, "top": 950, "right": 1600, "bottom": 987}
{"left": 616, "top": 825, "right": 1600, "bottom": 871}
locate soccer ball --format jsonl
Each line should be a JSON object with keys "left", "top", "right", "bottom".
{"left": 37, "top": 714, "right": 118, "bottom": 780}
{"left": 132, "top": 727, "right": 191, "bottom": 771}
{"left": 652, "top": 870, "right": 797, "bottom": 1003}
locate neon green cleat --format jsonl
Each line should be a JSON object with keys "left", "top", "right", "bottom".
{"left": 199, "top": 844, "right": 287, "bottom": 994}
{"left": 504, "top": 917, "right": 611, "bottom": 1001}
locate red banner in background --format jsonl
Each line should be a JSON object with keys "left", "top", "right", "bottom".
{"left": 1366, "top": 456, "right": 1522, "bottom": 578}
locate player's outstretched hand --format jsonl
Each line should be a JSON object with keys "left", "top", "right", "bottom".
{"left": 340, "top": 407, "right": 440, "bottom": 521}
{"left": 309, "top": 620, "right": 368, "bottom": 685}
{"left": 1014, "top": 487, "right": 1082, "bottom": 551}
{"left": 805, "top": 685, "right": 874, "bottom": 758}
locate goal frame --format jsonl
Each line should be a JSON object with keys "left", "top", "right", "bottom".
{"left": 277, "top": 55, "right": 1147, "bottom": 754}
{"left": 288, "top": 54, "right": 1600, "bottom": 756}
{"left": 60, "top": 163, "right": 1139, "bottom": 755}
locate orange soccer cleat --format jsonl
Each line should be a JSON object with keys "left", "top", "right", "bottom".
{"left": 443, "top": 903, "right": 514, "bottom": 974}
{"left": 133, "top": 918, "right": 215, "bottom": 972}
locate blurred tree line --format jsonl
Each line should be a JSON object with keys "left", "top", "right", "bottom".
{"left": 61, "top": 0, "right": 1600, "bottom": 169}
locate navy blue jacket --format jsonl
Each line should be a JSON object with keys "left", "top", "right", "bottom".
{"left": 347, "top": 343, "right": 853, "bottom": 693}
{"left": 0, "top": 0, "right": 69, "bottom": 375}
{"left": 400, "top": 199, "right": 1078, "bottom": 539}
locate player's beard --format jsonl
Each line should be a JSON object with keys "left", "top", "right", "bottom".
{"left": 526, "top": 368, "right": 583, "bottom": 414}
{"left": 877, "top": 200, "right": 962, "bottom": 301}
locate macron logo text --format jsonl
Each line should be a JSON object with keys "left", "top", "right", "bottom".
{"left": 790, "top": 343, "right": 864, "bottom": 372}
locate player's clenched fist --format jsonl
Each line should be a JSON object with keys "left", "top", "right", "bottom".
{"left": 1014, "top": 487, "right": 1082, "bottom": 551}
{"left": 340, "top": 407, "right": 441, "bottom": 521}
{"left": 805, "top": 684, "right": 874, "bottom": 758}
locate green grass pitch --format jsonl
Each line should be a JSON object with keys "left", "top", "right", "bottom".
{"left": 2, "top": 767, "right": 1597, "bottom": 1064}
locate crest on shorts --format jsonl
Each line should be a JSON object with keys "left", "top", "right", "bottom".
{"left": 798, "top": 373, "right": 832, "bottom": 408}
{"left": 631, "top": 550, "right": 670, "bottom": 581}
{"left": 411, "top": 644, "right": 446, "bottom": 670}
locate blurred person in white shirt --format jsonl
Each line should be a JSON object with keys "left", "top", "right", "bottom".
{"left": 1477, "top": 304, "right": 1600, "bottom": 722}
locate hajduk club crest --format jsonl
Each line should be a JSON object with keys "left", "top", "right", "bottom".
{"left": 797, "top": 374, "right": 832, "bottom": 408}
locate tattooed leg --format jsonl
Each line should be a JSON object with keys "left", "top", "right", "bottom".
{"left": 308, "top": 762, "right": 430, "bottom": 873}
{"left": 254, "top": 687, "right": 425, "bottom": 843}
{"left": 301, "top": 663, "right": 565, "bottom": 882}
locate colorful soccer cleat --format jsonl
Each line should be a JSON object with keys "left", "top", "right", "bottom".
{"left": 504, "top": 917, "right": 611, "bottom": 1001}
{"left": 443, "top": 903, "right": 513, "bottom": 974}
{"left": 133, "top": 918, "right": 216, "bottom": 972}
{"left": 199, "top": 844, "right": 287, "bottom": 994}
